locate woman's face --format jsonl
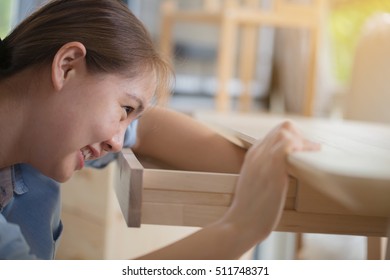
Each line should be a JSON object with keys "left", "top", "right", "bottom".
{"left": 28, "top": 71, "right": 155, "bottom": 182}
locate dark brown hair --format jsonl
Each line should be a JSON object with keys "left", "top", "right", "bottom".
{"left": 0, "top": 0, "right": 172, "bottom": 98}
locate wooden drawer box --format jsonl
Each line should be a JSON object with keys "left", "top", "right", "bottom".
{"left": 114, "top": 149, "right": 388, "bottom": 238}
{"left": 115, "top": 149, "right": 298, "bottom": 228}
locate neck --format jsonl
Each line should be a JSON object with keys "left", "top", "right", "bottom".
{"left": 0, "top": 70, "right": 36, "bottom": 168}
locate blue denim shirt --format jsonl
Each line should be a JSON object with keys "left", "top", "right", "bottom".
{"left": 0, "top": 121, "right": 138, "bottom": 259}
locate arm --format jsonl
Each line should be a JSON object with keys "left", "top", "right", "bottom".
{"left": 132, "top": 111, "right": 320, "bottom": 259}
{"left": 132, "top": 106, "right": 246, "bottom": 174}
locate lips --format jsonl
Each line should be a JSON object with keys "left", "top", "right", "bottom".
{"left": 76, "top": 146, "right": 102, "bottom": 170}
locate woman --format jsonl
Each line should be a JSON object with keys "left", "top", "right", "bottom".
{"left": 0, "top": 0, "right": 319, "bottom": 259}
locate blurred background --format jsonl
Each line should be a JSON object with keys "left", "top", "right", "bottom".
{"left": 2, "top": 0, "right": 388, "bottom": 117}
{"left": 1, "top": 0, "right": 389, "bottom": 260}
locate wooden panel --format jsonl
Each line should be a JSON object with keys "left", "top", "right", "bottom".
{"left": 142, "top": 203, "right": 228, "bottom": 227}
{"left": 142, "top": 178, "right": 296, "bottom": 206}
{"left": 141, "top": 194, "right": 297, "bottom": 228}
{"left": 61, "top": 164, "right": 113, "bottom": 223}
{"left": 114, "top": 150, "right": 143, "bottom": 227}
{"left": 56, "top": 210, "right": 105, "bottom": 260}
{"left": 143, "top": 169, "right": 238, "bottom": 193}
{"left": 141, "top": 176, "right": 297, "bottom": 227}
{"left": 143, "top": 190, "right": 233, "bottom": 206}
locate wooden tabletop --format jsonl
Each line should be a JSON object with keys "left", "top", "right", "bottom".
{"left": 194, "top": 111, "right": 390, "bottom": 218}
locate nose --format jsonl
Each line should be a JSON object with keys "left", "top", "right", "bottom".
{"left": 102, "top": 129, "right": 125, "bottom": 153}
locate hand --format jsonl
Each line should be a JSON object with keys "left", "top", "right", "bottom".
{"left": 222, "top": 121, "right": 320, "bottom": 244}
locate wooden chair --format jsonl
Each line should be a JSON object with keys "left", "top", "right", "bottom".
{"left": 344, "top": 13, "right": 390, "bottom": 124}
{"left": 160, "top": 0, "right": 260, "bottom": 111}
{"left": 160, "top": 0, "right": 327, "bottom": 115}
{"left": 343, "top": 12, "right": 390, "bottom": 259}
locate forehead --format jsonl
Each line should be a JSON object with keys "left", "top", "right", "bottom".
{"left": 111, "top": 71, "right": 157, "bottom": 102}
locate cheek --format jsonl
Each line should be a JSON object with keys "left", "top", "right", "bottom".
{"left": 64, "top": 90, "right": 123, "bottom": 145}
{"left": 89, "top": 116, "right": 120, "bottom": 141}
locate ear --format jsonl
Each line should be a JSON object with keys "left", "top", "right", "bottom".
{"left": 51, "top": 42, "right": 87, "bottom": 91}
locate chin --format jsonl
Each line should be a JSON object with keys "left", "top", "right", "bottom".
{"left": 44, "top": 167, "right": 75, "bottom": 183}
{"left": 55, "top": 171, "right": 75, "bottom": 183}
{"left": 54, "top": 175, "right": 72, "bottom": 183}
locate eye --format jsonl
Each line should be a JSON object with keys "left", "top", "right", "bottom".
{"left": 123, "top": 106, "right": 135, "bottom": 116}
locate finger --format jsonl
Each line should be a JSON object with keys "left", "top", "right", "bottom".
{"left": 276, "top": 121, "right": 321, "bottom": 152}
{"left": 302, "top": 138, "right": 321, "bottom": 150}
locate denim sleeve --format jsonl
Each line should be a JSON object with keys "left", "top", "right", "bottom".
{"left": 86, "top": 120, "right": 138, "bottom": 169}
{"left": 0, "top": 214, "right": 37, "bottom": 260}
{"left": 123, "top": 119, "right": 138, "bottom": 148}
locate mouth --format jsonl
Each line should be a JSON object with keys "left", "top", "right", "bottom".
{"left": 76, "top": 146, "right": 102, "bottom": 171}
{"left": 80, "top": 146, "right": 99, "bottom": 162}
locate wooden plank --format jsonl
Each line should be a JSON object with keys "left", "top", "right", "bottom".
{"left": 144, "top": 168, "right": 296, "bottom": 194}
{"left": 140, "top": 181, "right": 296, "bottom": 228}
{"left": 143, "top": 169, "right": 238, "bottom": 193}
{"left": 143, "top": 189, "right": 233, "bottom": 206}
{"left": 56, "top": 210, "right": 105, "bottom": 259}
{"left": 143, "top": 173, "right": 296, "bottom": 207}
{"left": 114, "top": 149, "right": 143, "bottom": 227}
{"left": 61, "top": 163, "right": 114, "bottom": 224}
{"left": 143, "top": 190, "right": 296, "bottom": 209}
{"left": 141, "top": 203, "right": 228, "bottom": 227}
